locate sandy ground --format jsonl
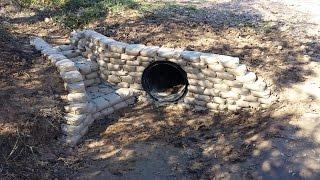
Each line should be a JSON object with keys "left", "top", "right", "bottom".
{"left": 1, "top": 0, "right": 320, "bottom": 179}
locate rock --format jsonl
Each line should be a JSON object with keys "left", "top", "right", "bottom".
{"left": 44, "top": 17, "right": 51, "bottom": 23}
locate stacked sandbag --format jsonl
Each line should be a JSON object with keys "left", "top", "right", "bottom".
{"left": 30, "top": 37, "right": 93, "bottom": 146}
{"left": 30, "top": 37, "right": 137, "bottom": 147}
{"left": 87, "top": 85, "right": 136, "bottom": 120}
{"left": 181, "top": 53, "right": 270, "bottom": 112}
{"left": 70, "top": 30, "right": 275, "bottom": 111}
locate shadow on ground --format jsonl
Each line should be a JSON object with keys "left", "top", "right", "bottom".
{"left": 70, "top": 103, "right": 320, "bottom": 179}
{"left": 1, "top": 0, "right": 320, "bottom": 179}
{"left": 0, "top": 25, "right": 71, "bottom": 179}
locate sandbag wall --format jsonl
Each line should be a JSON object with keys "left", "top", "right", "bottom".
{"left": 70, "top": 30, "right": 274, "bottom": 112}
{"left": 30, "top": 37, "right": 136, "bottom": 146}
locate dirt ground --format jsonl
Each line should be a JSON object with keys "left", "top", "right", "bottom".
{"left": 1, "top": 0, "right": 320, "bottom": 179}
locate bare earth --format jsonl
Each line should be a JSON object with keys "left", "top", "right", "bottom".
{"left": 1, "top": 0, "right": 320, "bottom": 179}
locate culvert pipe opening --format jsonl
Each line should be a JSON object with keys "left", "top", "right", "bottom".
{"left": 141, "top": 61, "right": 189, "bottom": 102}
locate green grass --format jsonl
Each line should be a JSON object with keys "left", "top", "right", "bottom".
{"left": 15, "top": 0, "right": 205, "bottom": 29}
{"left": 17, "top": 0, "right": 141, "bottom": 28}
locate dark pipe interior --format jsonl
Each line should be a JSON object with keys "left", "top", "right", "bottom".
{"left": 142, "top": 61, "right": 188, "bottom": 102}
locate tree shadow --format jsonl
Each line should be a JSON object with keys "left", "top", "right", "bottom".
{"left": 70, "top": 102, "right": 320, "bottom": 179}
{"left": 94, "top": 0, "right": 320, "bottom": 92}
{"left": 0, "top": 25, "right": 73, "bottom": 179}
{"left": 2, "top": 0, "right": 320, "bottom": 178}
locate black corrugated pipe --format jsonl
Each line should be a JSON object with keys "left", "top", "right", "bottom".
{"left": 141, "top": 61, "right": 189, "bottom": 102}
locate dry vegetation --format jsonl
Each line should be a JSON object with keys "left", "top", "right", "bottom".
{"left": 1, "top": 0, "right": 320, "bottom": 179}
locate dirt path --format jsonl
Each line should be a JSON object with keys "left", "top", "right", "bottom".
{"left": 69, "top": 1, "right": 320, "bottom": 179}
{"left": 1, "top": 0, "right": 320, "bottom": 179}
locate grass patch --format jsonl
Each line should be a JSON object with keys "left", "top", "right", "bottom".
{"left": 17, "top": 0, "right": 141, "bottom": 28}
{"left": 56, "top": 0, "right": 140, "bottom": 28}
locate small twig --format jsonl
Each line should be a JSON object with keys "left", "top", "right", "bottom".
{"left": 6, "top": 131, "right": 20, "bottom": 161}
